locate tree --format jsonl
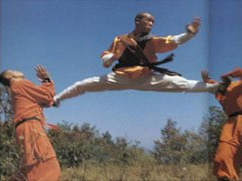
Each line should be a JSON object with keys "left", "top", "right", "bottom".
{"left": 0, "top": 84, "right": 13, "bottom": 122}
{"left": 182, "top": 130, "right": 208, "bottom": 164}
{"left": 199, "top": 106, "right": 227, "bottom": 161}
{"left": 153, "top": 119, "right": 187, "bottom": 164}
{"left": 153, "top": 118, "right": 212, "bottom": 164}
{"left": 0, "top": 84, "right": 19, "bottom": 178}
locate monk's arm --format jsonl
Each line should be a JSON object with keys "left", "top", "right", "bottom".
{"left": 24, "top": 80, "right": 55, "bottom": 107}
{"left": 221, "top": 67, "right": 242, "bottom": 79}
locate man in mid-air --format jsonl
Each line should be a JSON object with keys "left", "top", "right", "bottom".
{"left": 54, "top": 12, "right": 219, "bottom": 106}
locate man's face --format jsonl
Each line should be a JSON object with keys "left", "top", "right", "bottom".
{"left": 136, "top": 13, "right": 155, "bottom": 34}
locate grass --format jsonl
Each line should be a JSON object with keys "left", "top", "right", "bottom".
{"left": 60, "top": 162, "right": 217, "bottom": 181}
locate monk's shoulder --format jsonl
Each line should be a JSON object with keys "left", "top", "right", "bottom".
{"left": 11, "top": 79, "right": 34, "bottom": 90}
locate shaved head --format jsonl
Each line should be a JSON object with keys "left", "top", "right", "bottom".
{"left": 134, "top": 12, "right": 153, "bottom": 22}
{"left": 0, "top": 70, "right": 24, "bottom": 87}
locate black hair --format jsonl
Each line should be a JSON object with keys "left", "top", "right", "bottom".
{"left": 0, "top": 70, "right": 10, "bottom": 87}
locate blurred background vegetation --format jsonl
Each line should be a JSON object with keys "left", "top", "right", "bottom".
{"left": 0, "top": 84, "right": 227, "bottom": 180}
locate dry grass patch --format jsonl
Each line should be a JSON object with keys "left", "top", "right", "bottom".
{"left": 60, "top": 163, "right": 217, "bottom": 181}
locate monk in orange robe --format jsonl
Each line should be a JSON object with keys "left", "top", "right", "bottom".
{"left": 202, "top": 68, "right": 242, "bottom": 181}
{"left": 0, "top": 65, "right": 60, "bottom": 181}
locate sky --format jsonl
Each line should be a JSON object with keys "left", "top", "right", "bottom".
{"left": 1, "top": 0, "right": 242, "bottom": 149}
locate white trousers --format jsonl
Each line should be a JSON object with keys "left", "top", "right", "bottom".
{"left": 55, "top": 72, "right": 218, "bottom": 102}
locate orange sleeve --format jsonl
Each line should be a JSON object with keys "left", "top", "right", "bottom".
{"left": 150, "top": 36, "right": 178, "bottom": 53}
{"left": 100, "top": 36, "right": 127, "bottom": 60}
{"left": 20, "top": 80, "right": 55, "bottom": 107}
{"left": 222, "top": 67, "right": 242, "bottom": 79}
{"left": 101, "top": 37, "right": 121, "bottom": 57}
{"left": 100, "top": 39, "right": 116, "bottom": 58}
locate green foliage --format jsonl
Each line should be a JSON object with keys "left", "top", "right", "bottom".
{"left": 48, "top": 122, "right": 146, "bottom": 167}
{"left": 0, "top": 85, "right": 19, "bottom": 178}
{"left": 181, "top": 130, "right": 208, "bottom": 164}
{"left": 153, "top": 119, "right": 188, "bottom": 164}
{"left": 153, "top": 107, "right": 227, "bottom": 164}
{"left": 0, "top": 121, "right": 20, "bottom": 177}
{"left": 199, "top": 106, "right": 227, "bottom": 161}
{"left": 0, "top": 85, "right": 13, "bottom": 121}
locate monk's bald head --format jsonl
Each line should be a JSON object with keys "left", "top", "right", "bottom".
{"left": 0, "top": 70, "right": 24, "bottom": 87}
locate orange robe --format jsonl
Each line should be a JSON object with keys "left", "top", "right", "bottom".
{"left": 10, "top": 79, "right": 60, "bottom": 181}
{"left": 101, "top": 33, "right": 178, "bottom": 78}
{"left": 213, "top": 68, "right": 242, "bottom": 180}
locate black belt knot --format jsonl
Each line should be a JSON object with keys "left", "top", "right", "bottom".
{"left": 228, "top": 111, "right": 242, "bottom": 118}
{"left": 15, "top": 116, "right": 41, "bottom": 128}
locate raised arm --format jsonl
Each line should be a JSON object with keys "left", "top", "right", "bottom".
{"left": 24, "top": 65, "right": 55, "bottom": 107}
{"left": 151, "top": 17, "right": 202, "bottom": 53}
{"left": 221, "top": 67, "right": 242, "bottom": 79}
{"left": 172, "top": 17, "right": 201, "bottom": 45}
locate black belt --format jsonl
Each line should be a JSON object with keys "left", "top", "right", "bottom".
{"left": 114, "top": 53, "right": 182, "bottom": 77}
{"left": 15, "top": 116, "right": 41, "bottom": 128}
{"left": 228, "top": 111, "right": 242, "bottom": 118}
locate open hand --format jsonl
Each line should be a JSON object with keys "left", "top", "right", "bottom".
{"left": 186, "top": 17, "right": 201, "bottom": 35}
{"left": 201, "top": 70, "right": 211, "bottom": 83}
{"left": 35, "top": 65, "right": 50, "bottom": 81}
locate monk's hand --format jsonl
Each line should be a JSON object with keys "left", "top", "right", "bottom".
{"left": 35, "top": 65, "right": 51, "bottom": 82}
{"left": 119, "top": 36, "right": 137, "bottom": 48}
{"left": 201, "top": 70, "right": 210, "bottom": 83}
{"left": 186, "top": 17, "right": 201, "bottom": 35}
